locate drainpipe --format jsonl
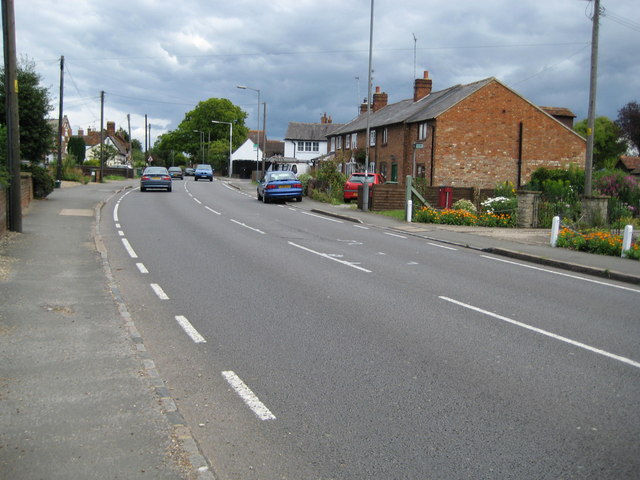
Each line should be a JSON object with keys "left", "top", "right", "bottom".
{"left": 517, "top": 122, "right": 523, "bottom": 187}
{"left": 429, "top": 124, "right": 436, "bottom": 186}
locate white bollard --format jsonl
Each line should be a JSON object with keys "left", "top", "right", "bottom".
{"left": 406, "top": 200, "right": 413, "bottom": 223}
{"left": 621, "top": 225, "right": 633, "bottom": 258}
{"left": 550, "top": 216, "right": 561, "bottom": 247}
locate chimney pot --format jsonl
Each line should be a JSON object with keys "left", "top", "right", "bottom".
{"left": 414, "top": 71, "right": 433, "bottom": 102}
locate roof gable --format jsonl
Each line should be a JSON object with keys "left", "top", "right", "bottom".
{"left": 285, "top": 122, "right": 343, "bottom": 141}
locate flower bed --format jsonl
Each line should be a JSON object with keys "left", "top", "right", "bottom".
{"left": 556, "top": 228, "right": 640, "bottom": 260}
{"left": 414, "top": 206, "right": 515, "bottom": 227}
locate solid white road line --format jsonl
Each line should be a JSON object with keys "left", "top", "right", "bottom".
{"left": 121, "top": 239, "right": 138, "bottom": 258}
{"left": 136, "top": 263, "right": 148, "bottom": 274}
{"left": 288, "top": 241, "right": 372, "bottom": 273}
{"left": 221, "top": 371, "right": 276, "bottom": 421}
{"left": 439, "top": 296, "right": 640, "bottom": 370}
{"left": 230, "top": 219, "right": 265, "bottom": 234}
{"left": 175, "top": 315, "right": 206, "bottom": 343}
{"left": 385, "top": 232, "right": 407, "bottom": 239}
{"left": 205, "top": 206, "right": 222, "bottom": 215}
{"left": 194, "top": 198, "right": 202, "bottom": 204}
{"left": 150, "top": 283, "right": 169, "bottom": 300}
{"left": 113, "top": 203, "right": 119, "bottom": 222}
{"left": 481, "top": 255, "right": 640, "bottom": 293}
{"left": 428, "top": 242, "right": 457, "bottom": 251}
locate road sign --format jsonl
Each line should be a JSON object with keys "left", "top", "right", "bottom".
{"left": 414, "top": 143, "right": 424, "bottom": 149}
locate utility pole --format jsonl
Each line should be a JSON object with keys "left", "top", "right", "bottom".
{"left": 144, "top": 114, "right": 148, "bottom": 161}
{"left": 2, "top": 0, "right": 21, "bottom": 232}
{"left": 56, "top": 55, "right": 64, "bottom": 182}
{"left": 127, "top": 113, "right": 131, "bottom": 165}
{"left": 262, "top": 102, "right": 267, "bottom": 174}
{"left": 362, "top": 0, "right": 374, "bottom": 212}
{"left": 584, "top": 0, "right": 600, "bottom": 197}
{"left": 100, "top": 90, "right": 104, "bottom": 180}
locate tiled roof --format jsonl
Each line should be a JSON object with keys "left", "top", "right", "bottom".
{"left": 331, "top": 78, "right": 494, "bottom": 135}
{"left": 284, "top": 122, "right": 343, "bottom": 141}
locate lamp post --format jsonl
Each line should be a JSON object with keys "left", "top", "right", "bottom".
{"left": 212, "top": 120, "right": 233, "bottom": 178}
{"left": 237, "top": 85, "right": 261, "bottom": 179}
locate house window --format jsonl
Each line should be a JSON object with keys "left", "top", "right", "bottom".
{"left": 382, "top": 128, "right": 388, "bottom": 145}
{"left": 380, "top": 162, "right": 387, "bottom": 178}
{"left": 312, "top": 141, "right": 319, "bottom": 152}
{"left": 369, "top": 130, "right": 376, "bottom": 146}
{"left": 330, "top": 137, "right": 336, "bottom": 152}
{"left": 346, "top": 134, "right": 351, "bottom": 149}
{"left": 337, "top": 136, "right": 342, "bottom": 150}
{"left": 297, "top": 142, "right": 304, "bottom": 152}
{"left": 418, "top": 122, "right": 428, "bottom": 140}
{"left": 352, "top": 133, "right": 357, "bottom": 148}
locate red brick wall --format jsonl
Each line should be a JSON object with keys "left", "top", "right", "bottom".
{"left": 0, "top": 174, "right": 34, "bottom": 237}
{"left": 433, "top": 81, "right": 586, "bottom": 188}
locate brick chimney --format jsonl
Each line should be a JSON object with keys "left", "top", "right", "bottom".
{"left": 320, "top": 112, "right": 333, "bottom": 124}
{"left": 372, "top": 86, "right": 388, "bottom": 112}
{"left": 107, "top": 121, "right": 116, "bottom": 136}
{"left": 77, "top": 128, "right": 84, "bottom": 138}
{"left": 414, "top": 70, "right": 433, "bottom": 102}
{"left": 360, "top": 98, "right": 368, "bottom": 115}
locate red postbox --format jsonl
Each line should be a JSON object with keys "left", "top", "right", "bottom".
{"left": 438, "top": 186, "right": 453, "bottom": 208}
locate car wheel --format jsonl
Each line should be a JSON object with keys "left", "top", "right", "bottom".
{"left": 257, "top": 190, "right": 262, "bottom": 201}
{"left": 167, "top": 186, "right": 172, "bottom": 192}
{"left": 296, "top": 196, "right": 302, "bottom": 202}
{"left": 194, "top": 177, "right": 198, "bottom": 181}
{"left": 263, "top": 193, "right": 269, "bottom": 204}
{"left": 141, "top": 186, "right": 146, "bottom": 192}
{"left": 209, "top": 177, "right": 213, "bottom": 182}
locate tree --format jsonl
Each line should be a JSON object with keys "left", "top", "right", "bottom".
{"left": 67, "top": 136, "right": 86, "bottom": 163}
{"left": 154, "top": 98, "right": 249, "bottom": 164}
{"left": 87, "top": 144, "right": 119, "bottom": 165}
{"left": 0, "top": 58, "right": 54, "bottom": 161}
{"left": 616, "top": 101, "right": 640, "bottom": 154}
{"left": 574, "top": 116, "right": 627, "bottom": 170}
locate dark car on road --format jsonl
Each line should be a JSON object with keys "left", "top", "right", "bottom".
{"left": 185, "top": 167, "right": 195, "bottom": 176}
{"left": 194, "top": 164, "right": 213, "bottom": 181}
{"left": 257, "top": 171, "right": 303, "bottom": 203}
{"left": 140, "top": 166, "right": 172, "bottom": 192}
{"left": 168, "top": 166, "right": 184, "bottom": 179}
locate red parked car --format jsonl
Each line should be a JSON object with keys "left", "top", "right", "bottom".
{"left": 343, "top": 173, "right": 386, "bottom": 202}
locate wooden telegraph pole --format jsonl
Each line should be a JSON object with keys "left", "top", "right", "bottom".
{"left": 2, "top": 0, "right": 21, "bottom": 232}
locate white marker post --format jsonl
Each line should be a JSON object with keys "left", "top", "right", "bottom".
{"left": 621, "top": 225, "right": 633, "bottom": 258}
{"left": 550, "top": 216, "right": 561, "bottom": 247}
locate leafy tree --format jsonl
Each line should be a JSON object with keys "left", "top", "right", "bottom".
{"left": 67, "top": 136, "right": 86, "bottom": 163}
{"left": 0, "top": 58, "right": 54, "bottom": 161}
{"left": 88, "top": 144, "right": 119, "bottom": 165}
{"left": 616, "top": 101, "right": 640, "bottom": 154}
{"left": 154, "top": 98, "right": 249, "bottom": 164}
{"left": 574, "top": 116, "right": 627, "bottom": 169}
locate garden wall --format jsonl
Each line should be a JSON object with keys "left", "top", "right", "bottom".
{"left": 1, "top": 173, "right": 34, "bottom": 238}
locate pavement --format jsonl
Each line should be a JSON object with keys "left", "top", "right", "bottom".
{"left": 1, "top": 177, "right": 638, "bottom": 479}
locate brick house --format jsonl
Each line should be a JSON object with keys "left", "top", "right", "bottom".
{"left": 77, "top": 121, "right": 130, "bottom": 166}
{"left": 45, "top": 115, "right": 72, "bottom": 164}
{"left": 327, "top": 71, "right": 586, "bottom": 188}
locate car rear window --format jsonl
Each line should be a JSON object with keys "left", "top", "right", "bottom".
{"left": 270, "top": 173, "right": 296, "bottom": 181}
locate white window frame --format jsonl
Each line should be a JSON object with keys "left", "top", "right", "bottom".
{"left": 418, "top": 122, "right": 428, "bottom": 141}
{"left": 346, "top": 134, "right": 351, "bottom": 149}
{"left": 382, "top": 128, "right": 388, "bottom": 145}
{"left": 352, "top": 133, "right": 357, "bottom": 148}
{"left": 369, "top": 130, "right": 376, "bottom": 147}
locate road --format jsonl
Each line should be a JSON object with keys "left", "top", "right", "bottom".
{"left": 100, "top": 178, "right": 640, "bottom": 479}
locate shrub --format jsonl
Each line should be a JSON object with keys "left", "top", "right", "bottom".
{"left": 481, "top": 196, "right": 517, "bottom": 215}
{"left": 297, "top": 173, "right": 312, "bottom": 195}
{"left": 452, "top": 199, "right": 477, "bottom": 213}
{"left": 414, "top": 206, "right": 515, "bottom": 227}
{"left": 22, "top": 163, "right": 54, "bottom": 198}
{"left": 556, "top": 228, "right": 639, "bottom": 260}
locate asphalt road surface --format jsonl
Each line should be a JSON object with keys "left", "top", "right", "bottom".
{"left": 100, "top": 177, "right": 640, "bottom": 479}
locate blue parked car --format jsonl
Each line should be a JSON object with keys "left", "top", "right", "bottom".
{"left": 257, "top": 171, "right": 303, "bottom": 203}
{"left": 194, "top": 164, "right": 213, "bottom": 181}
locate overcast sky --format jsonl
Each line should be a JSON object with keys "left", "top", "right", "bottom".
{"left": 10, "top": 0, "right": 640, "bottom": 147}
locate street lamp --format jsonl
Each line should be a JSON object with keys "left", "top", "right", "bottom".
{"left": 237, "top": 85, "right": 261, "bottom": 179}
{"left": 212, "top": 120, "right": 233, "bottom": 179}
